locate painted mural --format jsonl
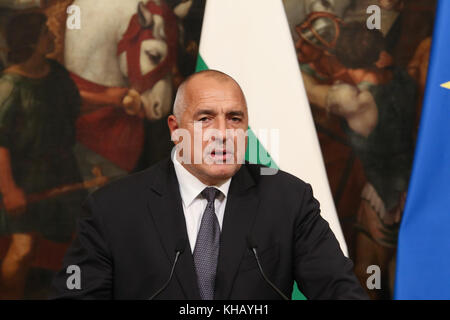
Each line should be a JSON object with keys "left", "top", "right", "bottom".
{"left": 0, "top": 0, "right": 205, "bottom": 299}
{"left": 283, "top": 0, "right": 436, "bottom": 299}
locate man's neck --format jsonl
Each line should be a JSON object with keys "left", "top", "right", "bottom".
{"left": 181, "top": 163, "right": 227, "bottom": 187}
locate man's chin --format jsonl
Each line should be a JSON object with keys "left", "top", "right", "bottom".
{"left": 202, "top": 163, "right": 241, "bottom": 182}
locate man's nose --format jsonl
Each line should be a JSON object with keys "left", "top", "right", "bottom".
{"left": 215, "top": 117, "right": 228, "bottom": 142}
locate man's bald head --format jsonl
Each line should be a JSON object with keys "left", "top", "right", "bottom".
{"left": 173, "top": 70, "right": 247, "bottom": 121}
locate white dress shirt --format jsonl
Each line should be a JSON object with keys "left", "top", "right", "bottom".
{"left": 172, "top": 154, "right": 232, "bottom": 253}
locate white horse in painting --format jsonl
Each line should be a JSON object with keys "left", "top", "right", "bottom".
{"left": 65, "top": 0, "right": 191, "bottom": 120}
{"left": 64, "top": 0, "right": 192, "bottom": 183}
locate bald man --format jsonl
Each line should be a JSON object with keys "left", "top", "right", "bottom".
{"left": 50, "top": 70, "right": 367, "bottom": 300}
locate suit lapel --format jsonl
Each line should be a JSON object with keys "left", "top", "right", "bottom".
{"left": 147, "top": 158, "right": 201, "bottom": 300}
{"left": 214, "top": 164, "right": 260, "bottom": 300}
{"left": 146, "top": 158, "right": 260, "bottom": 300}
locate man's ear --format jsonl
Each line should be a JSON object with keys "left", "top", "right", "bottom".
{"left": 167, "top": 115, "right": 179, "bottom": 144}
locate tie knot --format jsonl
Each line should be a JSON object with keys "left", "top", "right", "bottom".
{"left": 201, "top": 187, "right": 220, "bottom": 203}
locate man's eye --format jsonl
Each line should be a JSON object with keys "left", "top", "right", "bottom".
{"left": 199, "top": 117, "right": 209, "bottom": 122}
{"left": 231, "top": 117, "right": 241, "bottom": 122}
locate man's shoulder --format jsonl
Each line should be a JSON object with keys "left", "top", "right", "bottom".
{"left": 243, "top": 163, "right": 315, "bottom": 216}
{"left": 86, "top": 159, "right": 313, "bottom": 206}
{"left": 244, "top": 162, "right": 311, "bottom": 194}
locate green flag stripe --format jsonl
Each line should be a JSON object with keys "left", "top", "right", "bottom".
{"left": 195, "top": 53, "right": 306, "bottom": 300}
{"left": 195, "top": 54, "right": 209, "bottom": 72}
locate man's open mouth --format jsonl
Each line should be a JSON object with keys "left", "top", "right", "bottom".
{"left": 210, "top": 150, "right": 234, "bottom": 161}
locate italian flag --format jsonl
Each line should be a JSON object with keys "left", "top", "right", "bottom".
{"left": 196, "top": 0, "right": 348, "bottom": 299}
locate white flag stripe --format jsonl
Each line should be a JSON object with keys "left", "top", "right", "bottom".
{"left": 199, "top": 0, "right": 347, "bottom": 255}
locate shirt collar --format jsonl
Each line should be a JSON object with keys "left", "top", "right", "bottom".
{"left": 172, "top": 153, "right": 232, "bottom": 208}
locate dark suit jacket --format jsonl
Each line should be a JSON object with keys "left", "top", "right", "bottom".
{"left": 50, "top": 157, "right": 368, "bottom": 300}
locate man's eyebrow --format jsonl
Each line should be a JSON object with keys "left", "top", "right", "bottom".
{"left": 227, "top": 111, "right": 245, "bottom": 117}
{"left": 193, "top": 109, "right": 217, "bottom": 117}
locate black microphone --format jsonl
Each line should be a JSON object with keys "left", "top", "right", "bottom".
{"left": 247, "top": 236, "right": 289, "bottom": 300}
{"left": 149, "top": 238, "right": 186, "bottom": 300}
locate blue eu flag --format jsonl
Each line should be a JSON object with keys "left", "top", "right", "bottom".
{"left": 395, "top": 0, "right": 450, "bottom": 300}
